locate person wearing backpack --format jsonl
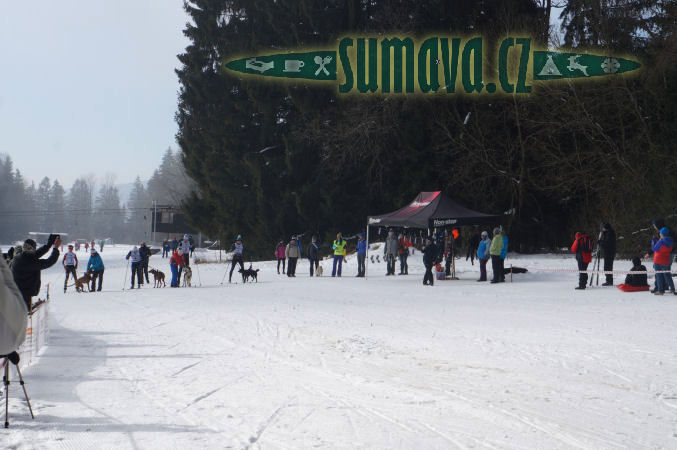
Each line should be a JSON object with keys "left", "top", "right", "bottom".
{"left": 307, "top": 235, "right": 321, "bottom": 277}
{"left": 476, "top": 231, "right": 491, "bottom": 282}
{"left": 571, "top": 232, "right": 593, "bottom": 290}
{"left": 275, "top": 239, "right": 286, "bottom": 274}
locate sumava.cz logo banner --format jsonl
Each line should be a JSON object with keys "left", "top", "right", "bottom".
{"left": 224, "top": 36, "right": 641, "bottom": 94}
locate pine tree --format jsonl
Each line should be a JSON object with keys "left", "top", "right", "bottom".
{"left": 127, "top": 176, "right": 151, "bottom": 242}
{"left": 36, "top": 177, "right": 51, "bottom": 232}
{"left": 68, "top": 177, "right": 95, "bottom": 239}
{"left": 50, "top": 180, "right": 66, "bottom": 233}
{"left": 94, "top": 177, "right": 124, "bottom": 241}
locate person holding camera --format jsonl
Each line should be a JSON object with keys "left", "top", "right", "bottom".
{"left": 11, "top": 234, "right": 61, "bottom": 311}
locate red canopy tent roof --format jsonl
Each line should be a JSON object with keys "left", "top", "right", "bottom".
{"left": 368, "top": 191, "right": 500, "bottom": 229}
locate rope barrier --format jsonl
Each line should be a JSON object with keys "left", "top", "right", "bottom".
{"left": 520, "top": 267, "right": 676, "bottom": 275}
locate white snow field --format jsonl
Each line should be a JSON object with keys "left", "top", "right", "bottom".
{"left": 3, "top": 244, "right": 677, "bottom": 449}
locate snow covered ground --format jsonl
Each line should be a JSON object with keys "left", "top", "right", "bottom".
{"left": 3, "top": 244, "right": 677, "bottom": 449}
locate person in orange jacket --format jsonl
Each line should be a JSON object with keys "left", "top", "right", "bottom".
{"left": 571, "top": 232, "right": 593, "bottom": 290}
{"left": 397, "top": 233, "right": 411, "bottom": 275}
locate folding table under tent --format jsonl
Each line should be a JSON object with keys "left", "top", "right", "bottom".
{"left": 365, "top": 191, "right": 501, "bottom": 278}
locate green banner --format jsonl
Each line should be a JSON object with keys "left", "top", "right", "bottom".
{"left": 533, "top": 51, "right": 640, "bottom": 80}
{"left": 225, "top": 51, "right": 337, "bottom": 80}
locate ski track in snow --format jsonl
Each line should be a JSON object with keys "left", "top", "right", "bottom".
{"left": 2, "top": 245, "right": 677, "bottom": 449}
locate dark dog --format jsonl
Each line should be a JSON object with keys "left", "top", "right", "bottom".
{"left": 503, "top": 267, "right": 528, "bottom": 274}
{"left": 149, "top": 269, "right": 166, "bottom": 288}
{"left": 238, "top": 265, "right": 259, "bottom": 283}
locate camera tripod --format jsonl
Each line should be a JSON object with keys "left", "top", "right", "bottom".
{"left": 2, "top": 352, "right": 34, "bottom": 428}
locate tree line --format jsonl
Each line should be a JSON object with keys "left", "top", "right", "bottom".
{"left": 0, "top": 148, "right": 194, "bottom": 244}
{"left": 176, "top": 0, "right": 675, "bottom": 257}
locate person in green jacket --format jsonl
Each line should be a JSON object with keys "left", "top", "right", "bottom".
{"left": 489, "top": 227, "right": 504, "bottom": 284}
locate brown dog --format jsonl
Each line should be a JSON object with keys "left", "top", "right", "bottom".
{"left": 149, "top": 269, "right": 166, "bottom": 288}
{"left": 69, "top": 271, "right": 93, "bottom": 293}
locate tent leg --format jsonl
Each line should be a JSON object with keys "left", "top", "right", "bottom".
{"left": 365, "top": 222, "right": 369, "bottom": 279}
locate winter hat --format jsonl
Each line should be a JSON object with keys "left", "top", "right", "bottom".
{"left": 493, "top": 228, "right": 501, "bottom": 235}
{"left": 91, "top": 248, "right": 97, "bottom": 254}
{"left": 631, "top": 257, "right": 641, "bottom": 266}
{"left": 133, "top": 246, "right": 138, "bottom": 251}
{"left": 23, "top": 239, "right": 37, "bottom": 253}
{"left": 481, "top": 231, "right": 488, "bottom": 238}
{"left": 236, "top": 235, "right": 242, "bottom": 241}
{"left": 660, "top": 227, "right": 670, "bottom": 236}
{"left": 183, "top": 234, "right": 189, "bottom": 240}
{"left": 359, "top": 232, "right": 365, "bottom": 238}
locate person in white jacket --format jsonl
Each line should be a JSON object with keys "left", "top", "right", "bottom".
{"left": 0, "top": 256, "right": 27, "bottom": 355}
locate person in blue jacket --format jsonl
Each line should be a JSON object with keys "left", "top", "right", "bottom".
{"left": 476, "top": 231, "right": 491, "bottom": 282}
{"left": 500, "top": 229, "right": 508, "bottom": 282}
{"left": 356, "top": 232, "right": 367, "bottom": 277}
{"left": 87, "top": 248, "right": 105, "bottom": 292}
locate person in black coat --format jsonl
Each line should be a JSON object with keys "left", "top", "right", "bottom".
{"left": 422, "top": 236, "right": 438, "bottom": 286}
{"left": 466, "top": 228, "right": 480, "bottom": 266}
{"left": 307, "top": 235, "right": 321, "bottom": 276}
{"left": 624, "top": 257, "right": 648, "bottom": 287}
{"left": 139, "top": 242, "right": 152, "bottom": 284}
{"left": 11, "top": 235, "right": 61, "bottom": 311}
{"left": 598, "top": 223, "right": 617, "bottom": 286}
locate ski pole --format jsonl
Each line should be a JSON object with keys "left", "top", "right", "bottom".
{"left": 194, "top": 261, "right": 202, "bottom": 287}
{"left": 122, "top": 260, "right": 130, "bottom": 290}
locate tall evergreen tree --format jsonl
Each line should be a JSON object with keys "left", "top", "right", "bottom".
{"left": 127, "top": 176, "right": 151, "bottom": 242}
{"left": 50, "top": 180, "right": 66, "bottom": 233}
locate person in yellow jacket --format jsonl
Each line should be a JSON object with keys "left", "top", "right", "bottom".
{"left": 332, "top": 232, "right": 347, "bottom": 277}
{"left": 489, "top": 227, "right": 504, "bottom": 284}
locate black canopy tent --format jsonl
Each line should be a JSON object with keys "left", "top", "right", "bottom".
{"left": 365, "top": 191, "right": 501, "bottom": 277}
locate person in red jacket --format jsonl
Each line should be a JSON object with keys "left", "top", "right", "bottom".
{"left": 571, "top": 232, "right": 593, "bottom": 290}
{"left": 397, "top": 233, "right": 411, "bottom": 275}
{"left": 652, "top": 227, "right": 675, "bottom": 295}
{"left": 169, "top": 250, "right": 184, "bottom": 287}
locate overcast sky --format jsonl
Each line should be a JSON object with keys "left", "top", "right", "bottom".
{"left": 0, "top": 1, "right": 190, "bottom": 188}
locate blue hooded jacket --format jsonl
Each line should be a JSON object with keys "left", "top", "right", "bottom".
{"left": 87, "top": 253, "right": 104, "bottom": 271}
{"left": 356, "top": 239, "right": 367, "bottom": 255}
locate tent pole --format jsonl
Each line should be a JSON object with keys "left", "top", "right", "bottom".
{"left": 365, "top": 220, "right": 370, "bottom": 279}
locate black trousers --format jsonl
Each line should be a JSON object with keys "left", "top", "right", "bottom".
{"left": 229, "top": 256, "right": 244, "bottom": 281}
{"left": 603, "top": 256, "right": 614, "bottom": 283}
{"left": 131, "top": 262, "right": 143, "bottom": 287}
{"left": 64, "top": 266, "right": 77, "bottom": 291}
{"left": 141, "top": 261, "right": 150, "bottom": 283}
{"left": 399, "top": 253, "right": 408, "bottom": 274}
{"left": 357, "top": 254, "right": 366, "bottom": 276}
{"left": 386, "top": 254, "right": 396, "bottom": 274}
{"left": 287, "top": 257, "right": 297, "bottom": 276}
{"left": 491, "top": 255, "right": 502, "bottom": 282}
{"left": 423, "top": 263, "right": 434, "bottom": 285}
{"left": 277, "top": 258, "right": 285, "bottom": 274}
{"left": 479, "top": 257, "right": 488, "bottom": 281}
{"left": 90, "top": 270, "right": 104, "bottom": 291}
{"left": 309, "top": 258, "right": 319, "bottom": 276}
{"left": 499, "top": 258, "right": 505, "bottom": 281}
{"left": 466, "top": 247, "right": 475, "bottom": 264}
{"left": 577, "top": 260, "right": 589, "bottom": 287}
